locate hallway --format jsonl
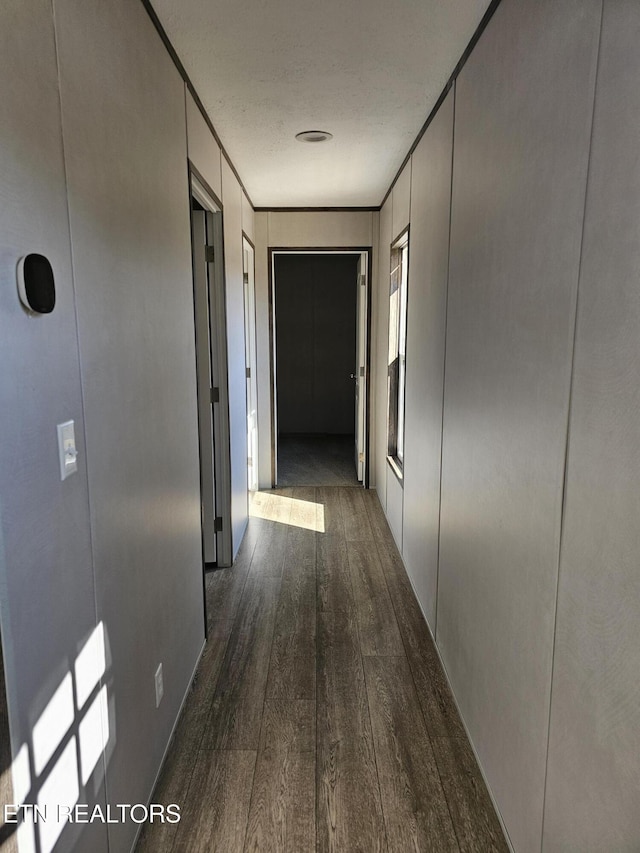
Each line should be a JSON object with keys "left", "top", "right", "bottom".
{"left": 136, "top": 487, "right": 507, "bottom": 852}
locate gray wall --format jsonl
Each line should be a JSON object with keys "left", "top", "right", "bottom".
{"left": 543, "top": 2, "right": 640, "bottom": 848}
{"left": 53, "top": 2, "right": 206, "bottom": 850}
{"left": 1, "top": 0, "right": 260, "bottom": 843}
{"left": 401, "top": 90, "right": 453, "bottom": 630}
{"left": 439, "top": 2, "right": 600, "bottom": 850}
{"left": 275, "top": 254, "right": 358, "bottom": 435}
{"left": 371, "top": 0, "right": 640, "bottom": 850}
{"left": 0, "top": 2, "right": 108, "bottom": 851}
{"left": 0, "top": 1, "right": 228, "bottom": 851}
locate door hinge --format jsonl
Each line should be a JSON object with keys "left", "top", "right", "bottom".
{"left": 214, "top": 516, "right": 223, "bottom": 532}
{"left": 359, "top": 366, "right": 365, "bottom": 377}
{"left": 359, "top": 273, "right": 366, "bottom": 286}
{"left": 246, "top": 366, "right": 251, "bottom": 379}
{"left": 247, "top": 457, "right": 253, "bottom": 466}
{"left": 210, "top": 387, "right": 220, "bottom": 403}
{"left": 359, "top": 452, "right": 365, "bottom": 462}
{"left": 205, "top": 245, "right": 215, "bottom": 263}
{"left": 243, "top": 272, "right": 249, "bottom": 285}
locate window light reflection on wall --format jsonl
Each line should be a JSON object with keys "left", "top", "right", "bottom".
{"left": 9, "top": 620, "right": 112, "bottom": 853}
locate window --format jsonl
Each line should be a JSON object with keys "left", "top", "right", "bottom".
{"left": 387, "top": 230, "right": 409, "bottom": 472}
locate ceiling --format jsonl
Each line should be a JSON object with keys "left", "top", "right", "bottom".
{"left": 150, "top": 0, "right": 492, "bottom": 207}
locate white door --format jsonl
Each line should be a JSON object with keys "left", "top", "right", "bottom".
{"left": 355, "top": 252, "right": 368, "bottom": 482}
{"left": 191, "top": 207, "right": 217, "bottom": 563}
{"left": 243, "top": 239, "right": 259, "bottom": 494}
{"left": 190, "top": 176, "right": 233, "bottom": 568}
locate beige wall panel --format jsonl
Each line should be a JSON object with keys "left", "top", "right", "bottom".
{"left": 222, "top": 158, "right": 250, "bottom": 551}
{"left": 186, "top": 89, "right": 222, "bottom": 200}
{"left": 374, "top": 199, "right": 393, "bottom": 509}
{"left": 0, "top": 3, "right": 108, "bottom": 850}
{"left": 242, "top": 191, "right": 255, "bottom": 243}
{"left": 437, "top": 1, "right": 601, "bottom": 850}
{"left": 543, "top": 2, "right": 640, "bottom": 849}
{"left": 267, "top": 211, "right": 372, "bottom": 247}
{"left": 391, "top": 161, "right": 411, "bottom": 239}
{"left": 402, "top": 91, "right": 454, "bottom": 632}
{"left": 54, "top": 2, "right": 205, "bottom": 850}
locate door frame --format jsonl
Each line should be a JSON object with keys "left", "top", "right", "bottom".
{"left": 189, "top": 163, "right": 233, "bottom": 578}
{"left": 267, "top": 246, "right": 373, "bottom": 488}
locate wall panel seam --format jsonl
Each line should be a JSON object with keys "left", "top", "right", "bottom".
{"left": 49, "top": 0, "right": 112, "bottom": 840}
{"left": 434, "top": 82, "right": 456, "bottom": 645}
{"left": 538, "top": 3, "right": 606, "bottom": 849}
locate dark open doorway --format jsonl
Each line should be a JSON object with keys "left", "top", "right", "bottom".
{"left": 271, "top": 250, "right": 371, "bottom": 487}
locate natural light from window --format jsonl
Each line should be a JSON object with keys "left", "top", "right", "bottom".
{"left": 387, "top": 230, "right": 409, "bottom": 471}
{"left": 6, "top": 621, "right": 112, "bottom": 853}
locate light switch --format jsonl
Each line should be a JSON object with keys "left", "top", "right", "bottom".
{"left": 57, "top": 420, "right": 78, "bottom": 480}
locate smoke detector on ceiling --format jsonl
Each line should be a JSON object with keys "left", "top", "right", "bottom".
{"left": 295, "top": 130, "right": 333, "bottom": 143}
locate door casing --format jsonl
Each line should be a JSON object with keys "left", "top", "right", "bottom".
{"left": 268, "top": 247, "right": 373, "bottom": 488}
{"left": 189, "top": 166, "right": 233, "bottom": 573}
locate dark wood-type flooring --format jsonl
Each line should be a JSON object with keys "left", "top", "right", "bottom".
{"left": 137, "top": 487, "right": 508, "bottom": 852}
{"left": 277, "top": 435, "right": 360, "bottom": 487}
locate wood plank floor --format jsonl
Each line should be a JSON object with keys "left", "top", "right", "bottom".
{"left": 277, "top": 436, "right": 360, "bottom": 487}
{"left": 137, "top": 487, "right": 508, "bottom": 853}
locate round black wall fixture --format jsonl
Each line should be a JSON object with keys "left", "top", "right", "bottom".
{"left": 17, "top": 254, "right": 56, "bottom": 314}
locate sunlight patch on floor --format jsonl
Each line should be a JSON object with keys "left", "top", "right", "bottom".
{"left": 250, "top": 491, "right": 325, "bottom": 533}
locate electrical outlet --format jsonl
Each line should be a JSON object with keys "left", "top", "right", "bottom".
{"left": 154, "top": 663, "right": 164, "bottom": 708}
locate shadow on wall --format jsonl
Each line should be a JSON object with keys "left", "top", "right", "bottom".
{"left": 1, "top": 621, "right": 114, "bottom": 853}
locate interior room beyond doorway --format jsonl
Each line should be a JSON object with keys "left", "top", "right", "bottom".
{"left": 273, "top": 252, "right": 365, "bottom": 488}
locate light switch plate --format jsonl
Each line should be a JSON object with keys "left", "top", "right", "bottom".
{"left": 57, "top": 420, "right": 78, "bottom": 480}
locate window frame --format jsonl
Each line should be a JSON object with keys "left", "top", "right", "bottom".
{"left": 386, "top": 227, "right": 409, "bottom": 478}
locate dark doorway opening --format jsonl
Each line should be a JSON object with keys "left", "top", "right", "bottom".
{"left": 274, "top": 253, "right": 361, "bottom": 487}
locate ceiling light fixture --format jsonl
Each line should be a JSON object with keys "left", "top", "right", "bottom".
{"left": 295, "top": 130, "right": 333, "bottom": 143}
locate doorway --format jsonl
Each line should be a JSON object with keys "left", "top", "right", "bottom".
{"left": 190, "top": 170, "right": 233, "bottom": 570}
{"left": 269, "top": 249, "right": 371, "bottom": 488}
